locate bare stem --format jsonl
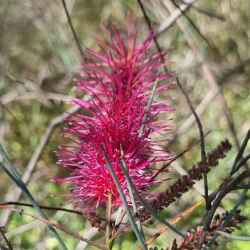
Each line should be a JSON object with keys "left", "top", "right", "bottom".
{"left": 120, "top": 146, "right": 145, "bottom": 240}
{"left": 101, "top": 145, "right": 148, "bottom": 250}
{"left": 105, "top": 193, "right": 112, "bottom": 248}
{"left": 61, "top": 0, "right": 84, "bottom": 58}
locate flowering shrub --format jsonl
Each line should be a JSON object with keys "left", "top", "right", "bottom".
{"left": 56, "top": 26, "right": 173, "bottom": 211}
{"left": 53, "top": 23, "right": 250, "bottom": 250}
{"left": 0, "top": 1, "right": 249, "bottom": 250}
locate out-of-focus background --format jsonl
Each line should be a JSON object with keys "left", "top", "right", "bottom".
{"left": 0, "top": 0, "right": 249, "bottom": 249}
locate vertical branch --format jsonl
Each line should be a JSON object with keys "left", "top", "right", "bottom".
{"left": 0, "top": 226, "right": 13, "bottom": 250}
{"left": 120, "top": 147, "right": 145, "bottom": 240}
{"left": 61, "top": 0, "right": 84, "bottom": 58}
{"left": 105, "top": 193, "right": 112, "bottom": 248}
{"left": 127, "top": 169, "right": 185, "bottom": 237}
{"left": 204, "top": 192, "right": 248, "bottom": 250}
{"left": 170, "top": 0, "right": 220, "bottom": 54}
{"left": 176, "top": 78, "right": 208, "bottom": 208}
{"left": 137, "top": 0, "right": 168, "bottom": 73}
{"left": 119, "top": 146, "right": 184, "bottom": 238}
{"left": 101, "top": 146, "right": 148, "bottom": 250}
{"left": 139, "top": 80, "right": 158, "bottom": 137}
{"left": 231, "top": 129, "right": 250, "bottom": 175}
{"left": 137, "top": 0, "right": 208, "bottom": 208}
{"left": 160, "top": 0, "right": 244, "bottom": 163}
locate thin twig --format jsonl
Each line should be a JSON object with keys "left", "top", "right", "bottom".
{"left": 217, "top": 231, "right": 250, "bottom": 241}
{"left": 137, "top": 0, "right": 208, "bottom": 209}
{"left": 117, "top": 151, "right": 185, "bottom": 238}
{"left": 235, "top": 155, "right": 250, "bottom": 172}
{"left": 205, "top": 169, "right": 250, "bottom": 229}
{"left": 152, "top": 130, "right": 211, "bottom": 179}
{"left": 101, "top": 145, "right": 148, "bottom": 250}
{"left": 131, "top": 178, "right": 185, "bottom": 238}
{"left": 175, "top": 77, "right": 209, "bottom": 209}
{"left": 157, "top": 0, "right": 198, "bottom": 35}
{"left": 119, "top": 146, "right": 145, "bottom": 240}
{"left": 139, "top": 80, "right": 158, "bottom": 137}
{"left": 174, "top": 58, "right": 250, "bottom": 137}
{"left": 161, "top": 0, "right": 244, "bottom": 165}
{"left": 176, "top": 90, "right": 218, "bottom": 136}
{"left": 231, "top": 129, "right": 250, "bottom": 175}
{"left": 105, "top": 193, "right": 112, "bottom": 248}
{"left": 0, "top": 226, "right": 13, "bottom": 250}
{"left": 0, "top": 202, "right": 83, "bottom": 216}
{"left": 0, "top": 106, "right": 80, "bottom": 227}
{"left": 171, "top": 0, "right": 221, "bottom": 54}
{"left": 5, "top": 221, "right": 40, "bottom": 239}
{"left": 0, "top": 155, "right": 68, "bottom": 249}
{"left": 61, "top": 0, "right": 84, "bottom": 57}
{"left": 7, "top": 207, "right": 106, "bottom": 250}
{"left": 137, "top": 0, "right": 168, "bottom": 72}
{"left": 147, "top": 199, "right": 203, "bottom": 245}
{"left": 204, "top": 191, "right": 248, "bottom": 250}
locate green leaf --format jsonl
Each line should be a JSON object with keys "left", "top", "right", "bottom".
{"left": 0, "top": 144, "right": 69, "bottom": 250}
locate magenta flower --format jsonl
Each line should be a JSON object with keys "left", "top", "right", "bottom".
{"left": 56, "top": 26, "right": 173, "bottom": 211}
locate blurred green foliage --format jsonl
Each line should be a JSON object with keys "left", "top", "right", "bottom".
{"left": 0, "top": 0, "right": 249, "bottom": 249}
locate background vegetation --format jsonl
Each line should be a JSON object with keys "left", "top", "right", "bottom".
{"left": 0, "top": 0, "right": 249, "bottom": 249}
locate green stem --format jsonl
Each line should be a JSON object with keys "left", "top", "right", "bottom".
{"left": 101, "top": 146, "right": 148, "bottom": 250}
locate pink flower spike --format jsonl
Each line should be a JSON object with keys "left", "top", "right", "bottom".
{"left": 56, "top": 24, "right": 173, "bottom": 212}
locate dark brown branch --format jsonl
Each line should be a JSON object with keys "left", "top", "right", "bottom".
{"left": 0, "top": 227, "right": 13, "bottom": 250}
{"left": 0, "top": 201, "right": 82, "bottom": 216}
{"left": 61, "top": 0, "right": 84, "bottom": 58}
{"left": 177, "top": 77, "right": 210, "bottom": 209}
{"left": 137, "top": 0, "right": 169, "bottom": 73}
{"left": 204, "top": 191, "right": 248, "bottom": 249}
{"left": 231, "top": 129, "right": 250, "bottom": 175}
{"left": 171, "top": 0, "right": 221, "bottom": 54}
{"left": 205, "top": 169, "right": 250, "bottom": 230}
{"left": 153, "top": 130, "right": 211, "bottom": 179}
{"left": 167, "top": 210, "right": 245, "bottom": 250}
{"left": 164, "top": 0, "right": 244, "bottom": 172}
{"left": 139, "top": 140, "right": 231, "bottom": 221}
{"left": 137, "top": 0, "right": 208, "bottom": 209}
{"left": 118, "top": 159, "right": 185, "bottom": 238}
{"left": 0, "top": 201, "right": 107, "bottom": 231}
